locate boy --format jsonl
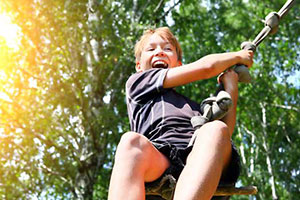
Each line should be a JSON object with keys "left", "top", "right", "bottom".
{"left": 108, "top": 27, "right": 253, "bottom": 200}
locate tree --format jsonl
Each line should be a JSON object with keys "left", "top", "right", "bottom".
{"left": 0, "top": 0, "right": 299, "bottom": 199}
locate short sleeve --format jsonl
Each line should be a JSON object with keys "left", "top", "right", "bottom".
{"left": 126, "top": 68, "right": 169, "bottom": 104}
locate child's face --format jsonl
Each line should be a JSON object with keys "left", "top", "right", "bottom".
{"left": 136, "top": 33, "right": 182, "bottom": 72}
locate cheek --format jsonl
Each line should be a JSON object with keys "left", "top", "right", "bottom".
{"left": 170, "top": 53, "right": 178, "bottom": 62}
{"left": 141, "top": 52, "right": 150, "bottom": 59}
{"left": 143, "top": 54, "right": 153, "bottom": 63}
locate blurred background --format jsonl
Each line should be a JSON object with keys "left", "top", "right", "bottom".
{"left": 0, "top": 0, "right": 299, "bottom": 199}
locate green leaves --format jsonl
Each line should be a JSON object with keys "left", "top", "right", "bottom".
{"left": 0, "top": 0, "right": 299, "bottom": 199}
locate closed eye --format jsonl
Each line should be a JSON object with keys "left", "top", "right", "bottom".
{"left": 146, "top": 48, "right": 155, "bottom": 51}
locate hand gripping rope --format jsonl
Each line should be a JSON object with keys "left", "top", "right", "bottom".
{"left": 188, "top": 0, "right": 296, "bottom": 147}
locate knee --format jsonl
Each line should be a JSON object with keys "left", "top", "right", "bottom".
{"left": 195, "top": 120, "right": 231, "bottom": 147}
{"left": 118, "top": 131, "right": 149, "bottom": 150}
{"left": 115, "top": 132, "right": 150, "bottom": 162}
{"left": 202, "top": 120, "right": 230, "bottom": 140}
{"left": 192, "top": 121, "right": 232, "bottom": 162}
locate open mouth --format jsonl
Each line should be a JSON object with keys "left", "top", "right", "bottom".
{"left": 152, "top": 61, "right": 168, "bottom": 69}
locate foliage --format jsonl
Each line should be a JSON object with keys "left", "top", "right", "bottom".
{"left": 0, "top": 0, "right": 299, "bottom": 199}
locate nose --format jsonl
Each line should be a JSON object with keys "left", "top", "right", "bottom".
{"left": 154, "top": 47, "right": 166, "bottom": 57}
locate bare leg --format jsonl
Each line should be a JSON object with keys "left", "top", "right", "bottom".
{"left": 220, "top": 69, "right": 239, "bottom": 137}
{"left": 173, "top": 71, "right": 238, "bottom": 200}
{"left": 173, "top": 120, "right": 232, "bottom": 200}
{"left": 108, "top": 132, "right": 170, "bottom": 200}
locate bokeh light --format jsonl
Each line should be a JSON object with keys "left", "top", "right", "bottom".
{"left": 0, "top": 13, "right": 21, "bottom": 50}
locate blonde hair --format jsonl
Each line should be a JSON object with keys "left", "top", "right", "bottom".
{"left": 134, "top": 27, "right": 182, "bottom": 62}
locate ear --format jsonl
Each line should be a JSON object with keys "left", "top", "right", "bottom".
{"left": 135, "top": 61, "right": 141, "bottom": 72}
{"left": 177, "top": 60, "right": 182, "bottom": 66}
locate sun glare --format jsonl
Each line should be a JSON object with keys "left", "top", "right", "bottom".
{"left": 0, "top": 11, "right": 21, "bottom": 102}
{"left": 0, "top": 13, "right": 21, "bottom": 50}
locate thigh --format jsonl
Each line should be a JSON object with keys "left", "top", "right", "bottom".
{"left": 187, "top": 121, "right": 232, "bottom": 169}
{"left": 137, "top": 134, "right": 171, "bottom": 182}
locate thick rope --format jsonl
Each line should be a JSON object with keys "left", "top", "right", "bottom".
{"left": 232, "top": 0, "right": 296, "bottom": 83}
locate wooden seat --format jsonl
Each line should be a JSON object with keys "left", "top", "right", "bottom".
{"left": 145, "top": 174, "right": 257, "bottom": 200}
{"left": 214, "top": 185, "right": 257, "bottom": 196}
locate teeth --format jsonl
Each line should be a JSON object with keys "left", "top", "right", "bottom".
{"left": 153, "top": 61, "right": 168, "bottom": 68}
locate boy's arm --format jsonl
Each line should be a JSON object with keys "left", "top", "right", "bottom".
{"left": 163, "top": 50, "right": 253, "bottom": 88}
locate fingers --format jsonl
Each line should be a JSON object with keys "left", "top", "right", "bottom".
{"left": 248, "top": 50, "right": 254, "bottom": 56}
{"left": 248, "top": 50, "right": 254, "bottom": 68}
{"left": 241, "top": 50, "right": 254, "bottom": 68}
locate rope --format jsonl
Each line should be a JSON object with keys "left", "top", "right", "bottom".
{"left": 278, "top": 0, "right": 296, "bottom": 18}
{"left": 230, "top": 0, "right": 297, "bottom": 83}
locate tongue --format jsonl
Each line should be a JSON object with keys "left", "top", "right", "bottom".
{"left": 153, "top": 62, "right": 168, "bottom": 68}
{"left": 154, "top": 63, "right": 166, "bottom": 68}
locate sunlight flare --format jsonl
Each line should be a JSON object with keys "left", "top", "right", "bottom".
{"left": 0, "top": 13, "right": 21, "bottom": 50}
{"left": 0, "top": 11, "right": 21, "bottom": 102}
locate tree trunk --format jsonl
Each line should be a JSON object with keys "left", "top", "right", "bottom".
{"left": 260, "top": 103, "right": 278, "bottom": 200}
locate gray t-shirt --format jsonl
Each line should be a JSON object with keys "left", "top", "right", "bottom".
{"left": 126, "top": 68, "right": 202, "bottom": 149}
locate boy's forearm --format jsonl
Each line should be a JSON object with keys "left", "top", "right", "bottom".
{"left": 164, "top": 51, "right": 241, "bottom": 88}
{"left": 196, "top": 52, "right": 241, "bottom": 78}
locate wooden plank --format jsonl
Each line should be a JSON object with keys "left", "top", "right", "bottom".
{"left": 214, "top": 185, "right": 258, "bottom": 196}
{"left": 146, "top": 174, "right": 258, "bottom": 198}
{"left": 146, "top": 186, "right": 258, "bottom": 197}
